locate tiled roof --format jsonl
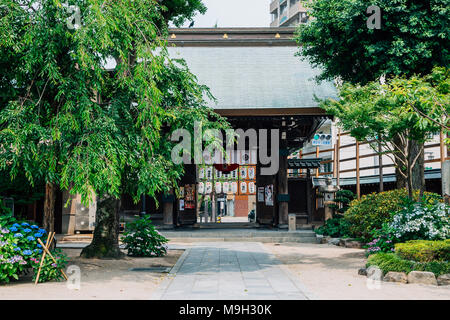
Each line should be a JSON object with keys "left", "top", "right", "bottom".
{"left": 167, "top": 46, "right": 337, "bottom": 111}
{"left": 288, "top": 158, "right": 322, "bottom": 169}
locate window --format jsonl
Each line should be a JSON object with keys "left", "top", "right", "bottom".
{"left": 280, "top": 3, "right": 287, "bottom": 15}
{"left": 271, "top": 9, "right": 278, "bottom": 22}
{"left": 320, "top": 158, "right": 332, "bottom": 174}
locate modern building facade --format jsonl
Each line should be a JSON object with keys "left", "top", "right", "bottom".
{"left": 270, "top": 0, "right": 309, "bottom": 27}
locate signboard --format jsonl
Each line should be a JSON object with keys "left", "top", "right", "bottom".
{"left": 265, "top": 185, "right": 274, "bottom": 206}
{"left": 257, "top": 187, "right": 265, "bottom": 202}
{"left": 312, "top": 133, "right": 332, "bottom": 146}
{"left": 240, "top": 182, "right": 247, "bottom": 194}
{"left": 248, "top": 182, "right": 256, "bottom": 194}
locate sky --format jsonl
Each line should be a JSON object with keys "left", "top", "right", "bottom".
{"left": 174, "top": 0, "right": 271, "bottom": 28}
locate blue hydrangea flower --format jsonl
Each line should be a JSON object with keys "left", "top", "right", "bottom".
{"left": 38, "top": 249, "right": 42, "bottom": 254}
{"left": 37, "top": 243, "right": 42, "bottom": 248}
{"left": 12, "top": 223, "right": 20, "bottom": 228}
{"left": 13, "top": 247, "right": 21, "bottom": 251}
{"left": 26, "top": 236, "right": 35, "bottom": 241}
{"left": 14, "top": 233, "right": 23, "bottom": 238}
{"left": 23, "top": 250, "right": 32, "bottom": 256}
{"left": 31, "top": 225, "right": 39, "bottom": 230}
{"left": 38, "top": 229, "right": 46, "bottom": 234}
{"left": 9, "top": 226, "right": 18, "bottom": 232}
{"left": 34, "top": 233, "right": 43, "bottom": 238}
{"left": 23, "top": 228, "right": 32, "bottom": 233}
{"left": 21, "top": 222, "right": 29, "bottom": 227}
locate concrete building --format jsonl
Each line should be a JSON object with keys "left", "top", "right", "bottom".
{"left": 270, "top": 0, "right": 309, "bottom": 27}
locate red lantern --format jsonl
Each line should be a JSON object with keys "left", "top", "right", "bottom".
{"left": 214, "top": 163, "right": 239, "bottom": 173}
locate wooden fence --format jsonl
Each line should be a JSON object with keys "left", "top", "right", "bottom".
{"left": 290, "top": 130, "right": 450, "bottom": 199}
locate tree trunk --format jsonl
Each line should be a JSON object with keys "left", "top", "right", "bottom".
{"left": 411, "top": 141, "right": 425, "bottom": 198}
{"left": 80, "top": 195, "right": 123, "bottom": 259}
{"left": 394, "top": 138, "right": 425, "bottom": 198}
{"left": 43, "top": 182, "right": 56, "bottom": 232}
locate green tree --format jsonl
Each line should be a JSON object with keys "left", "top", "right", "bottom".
{"left": 295, "top": 0, "right": 449, "bottom": 84}
{"left": 0, "top": 0, "right": 227, "bottom": 258}
{"left": 321, "top": 68, "right": 448, "bottom": 198}
{"left": 295, "top": 0, "right": 449, "bottom": 191}
{"left": 159, "top": 0, "right": 206, "bottom": 27}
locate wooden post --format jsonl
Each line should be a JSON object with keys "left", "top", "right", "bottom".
{"left": 315, "top": 146, "right": 320, "bottom": 177}
{"left": 163, "top": 189, "right": 174, "bottom": 226}
{"left": 306, "top": 169, "right": 312, "bottom": 223}
{"left": 378, "top": 142, "right": 384, "bottom": 192}
{"left": 333, "top": 144, "right": 337, "bottom": 178}
{"left": 299, "top": 150, "right": 303, "bottom": 176}
{"left": 440, "top": 130, "right": 447, "bottom": 199}
{"left": 336, "top": 129, "right": 341, "bottom": 186}
{"left": 278, "top": 139, "right": 289, "bottom": 226}
{"left": 356, "top": 140, "right": 360, "bottom": 199}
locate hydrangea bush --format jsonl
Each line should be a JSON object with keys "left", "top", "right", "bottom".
{"left": 0, "top": 214, "right": 68, "bottom": 283}
{"left": 390, "top": 201, "right": 449, "bottom": 242}
{"left": 364, "top": 223, "right": 396, "bottom": 255}
{"left": 122, "top": 216, "right": 168, "bottom": 257}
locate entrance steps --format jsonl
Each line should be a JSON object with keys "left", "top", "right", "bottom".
{"left": 193, "top": 222, "right": 256, "bottom": 229}
{"left": 56, "top": 228, "right": 318, "bottom": 244}
{"left": 160, "top": 228, "right": 318, "bottom": 243}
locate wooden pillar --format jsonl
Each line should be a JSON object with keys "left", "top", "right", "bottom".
{"left": 336, "top": 129, "right": 341, "bottom": 186}
{"left": 306, "top": 169, "right": 312, "bottom": 223}
{"left": 440, "top": 130, "right": 448, "bottom": 200}
{"left": 163, "top": 189, "right": 174, "bottom": 226}
{"left": 378, "top": 141, "right": 384, "bottom": 192}
{"left": 299, "top": 150, "right": 303, "bottom": 176}
{"left": 278, "top": 140, "right": 289, "bottom": 226}
{"left": 356, "top": 140, "right": 360, "bottom": 199}
{"left": 315, "top": 146, "right": 320, "bottom": 177}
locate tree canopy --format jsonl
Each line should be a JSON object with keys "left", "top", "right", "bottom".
{"left": 320, "top": 67, "right": 448, "bottom": 197}
{"left": 0, "top": 0, "right": 226, "bottom": 208}
{"left": 295, "top": 0, "right": 449, "bottom": 84}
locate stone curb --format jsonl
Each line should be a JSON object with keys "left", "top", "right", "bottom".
{"left": 150, "top": 247, "right": 192, "bottom": 300}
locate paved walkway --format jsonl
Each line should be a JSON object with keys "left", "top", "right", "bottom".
{"left": 152, "top": 242, "right": 315, "bottom": 300}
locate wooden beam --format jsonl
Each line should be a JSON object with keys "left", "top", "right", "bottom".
{"left": 215, "top": 107, "right": 328, "bottom": 117}
{"left": 356, "top": 140, "right": 360, "bottom": 199}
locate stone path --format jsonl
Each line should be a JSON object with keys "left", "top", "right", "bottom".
{"left": 152, "top": 242, "right": 315, "bottom": 300}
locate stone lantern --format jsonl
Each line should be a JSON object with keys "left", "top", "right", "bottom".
{"left": 318, "top": 177, "right": 339, "bottom": 221}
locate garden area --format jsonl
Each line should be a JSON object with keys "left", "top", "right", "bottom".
{"left": 315, "top": 188, "right": 450, "bottom": 286}
{"left": 1, "top": 200, "right": 174, "bottom": 287}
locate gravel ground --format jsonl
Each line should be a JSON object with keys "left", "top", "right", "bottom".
{"left": 0, "top": 248, "right": 183, "bottom": 300}
{"left": 264, "top": 243, "right": 450, "bottom": 300}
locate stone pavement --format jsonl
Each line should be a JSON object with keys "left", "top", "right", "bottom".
{"left": 152, "top": 242, "right": 315, "bottom": 300}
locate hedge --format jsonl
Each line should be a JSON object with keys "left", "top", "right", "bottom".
{"left": 366, "top": 252, "right": 450, "bottom": 276}
{"left": 345, "top": 189, "right": 441, "bottom": 242}
{"left": 395, "top": 240, "right": 450, "bottom": 262}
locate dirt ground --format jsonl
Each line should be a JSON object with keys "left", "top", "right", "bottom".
{"left": 0, "top": 248, "right": 183, "bottom": 300}
{"left": 265, "top": 243, "right": 450, "bottom": 300}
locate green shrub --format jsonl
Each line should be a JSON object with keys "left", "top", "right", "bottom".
{"left": 413, "top": 260, "right": 450, "bottom": 276}
{"left": 122, "top": 215, "right": 168, "bottom": 257}
{"left": 395, "top": 240, "right": 450, "bottom": 263}
{"left": 314, "top": 215, "right": 351, "bottom": 238}
{"left": 328, "top": 190, "right": 356, "bottom": 214}
{"left": 345, "top": 189, "right": 441, "bottom": 242}
{"left": 366, "top": 252, "right": 414, "bottom": 274}
{"left": 29, "top": 249, "right": 68, "bottom": 283}
{"left": 390, "top": 201, "right": 449, "bottom": 241}
{"left": 366, "top": 252, "right": 450, "bottom": 276}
